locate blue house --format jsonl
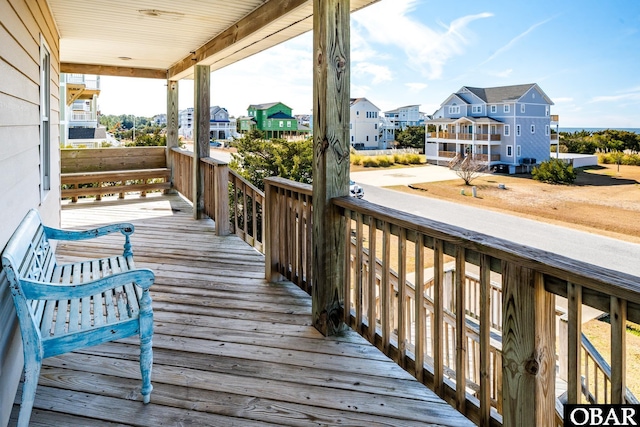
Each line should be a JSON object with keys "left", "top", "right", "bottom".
{"left": 425, "top": 83, "right": 556, "bottom": 171}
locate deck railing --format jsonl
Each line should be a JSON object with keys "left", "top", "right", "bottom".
{"left": 329, "top": 195, "right": 640, "bottom": 426}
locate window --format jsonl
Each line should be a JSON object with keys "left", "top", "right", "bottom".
{"left": 545, "top": 106, "right": 550, "bottom": 116}
{"left": 448, "top": 105, "right": 460, "bottom": 114}
{"left": 491, "top": 105, "right": 497, "bottom": 113}
{"left": 517, "top": 145, "right": 522, "bottom": 157}
{"left": 279, "top": 121, "right": 284, "bottom": 128}
{"left": 504, "top": 104, "right": 510, "bottom": 113}
{"left": 366, "top": 136, "right": 369, "bottom": 141}
{"left": 521, "top": 104, "right": 525, "bottom": 113}
{"left": 507, "top": 145, "right": 513, "bottom": 157}
{"left": 351, "top": 136, "right": 354, "bottom": 142}
{"left": 374, "top": 123, "right": 378, "bottom": 129}
{"left": 350, "top": 123, "right": 352, "bottom": 129}
{"left": 472, "top": 105, "right": 482, "bottom": 114}
{"left": 268, "top": 120, "right": 272, "bottom": 127}
{"left": 516, "top": 125, "right": 521, "bottom": 136}
{"left": 531, "top": 124, "right": 535, "bottom": 134}
{"left": 545, "top": 125, "right": 550, "bottom": 136}
{"left": 504, "top": 125, "right": 510, "bottom": 136}
{"left": 375, "top": 135, "right": 378, "bottom": 141}
{"left": 40, "top": 38, "right": 51, "bottom": 198}
{"left": 357, "top": 111, "right": 359, "bottom": 116}
{"left": 287, "top": 121, "right": 291, "bottom": 128}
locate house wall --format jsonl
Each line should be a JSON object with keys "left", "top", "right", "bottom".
{"left": 0, "top": 0, "right": 61, "bottom": 424}
{"left": 350, "top": 99, "right": 380, "bottom": 149}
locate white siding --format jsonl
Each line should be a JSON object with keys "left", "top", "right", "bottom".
{"left": 0, "top": 1, "right": 61, "bottom": 424}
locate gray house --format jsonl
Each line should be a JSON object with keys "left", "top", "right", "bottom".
{"left": 426, "top": 83, "right": 556, "bottom": 172}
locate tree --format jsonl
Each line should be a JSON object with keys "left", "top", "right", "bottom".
{"left": 451, "top": 156, "right": 485, "bottom": 186}
{"left": 395, "top": 125, "right": 426, "bottom": 150}
{"left": 532, "top": 158, "right": 576, "bottom": 184}
{"left": 230, "top": 133, "right": 313, "bottom": 191}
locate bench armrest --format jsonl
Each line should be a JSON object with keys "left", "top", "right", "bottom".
{"left": 44, "top": 223, "right": 135, "bottom": 257}
{"left": 20, "top": 268, "right": 155, "bottom": 300}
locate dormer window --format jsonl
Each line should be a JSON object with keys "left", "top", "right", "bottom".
{"left": 448, "top": 105, "right": 460, "bottom": 114}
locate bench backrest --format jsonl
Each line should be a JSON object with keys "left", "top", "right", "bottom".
{"left": 1, "top": 210, "right": 56, "bottom": 341}
{"left": 61, "top": 146, "right": 167, "bottom": 173}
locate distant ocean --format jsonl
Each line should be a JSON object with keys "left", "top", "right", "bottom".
{"left": 559, "top": 127, "right": 640, "bottom": 134}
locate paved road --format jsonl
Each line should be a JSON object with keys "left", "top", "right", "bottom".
{"left": 353, "top": 168, "right": 640, "bottom": 279}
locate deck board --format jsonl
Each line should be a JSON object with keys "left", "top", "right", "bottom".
{"left": 10, "top": 193, "right": 474, "bottom": 426}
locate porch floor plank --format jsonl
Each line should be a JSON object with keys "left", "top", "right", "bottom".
{"left": 10, "top": 193, "right": 474, "bottom": 427}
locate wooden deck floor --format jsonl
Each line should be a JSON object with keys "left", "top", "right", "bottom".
{"left": 11, "top": 193, "right": 474, "bottom": 427}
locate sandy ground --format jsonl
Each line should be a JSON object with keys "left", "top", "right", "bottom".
{"left": 388, "top": 164, "right": 640, "bottom": 244}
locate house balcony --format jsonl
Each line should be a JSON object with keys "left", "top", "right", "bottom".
{"left": 11, "top": 147, "right": 639, "bottom": 427}
{"left": 550, "top": 115, "right": 559, "bottom": 125}
{"left": 428, "top": 132, "right": 501, "bottom": 142}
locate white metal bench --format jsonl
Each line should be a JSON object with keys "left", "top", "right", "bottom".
{"left": 1, "top": 209, "right": 154, "bottom": 427}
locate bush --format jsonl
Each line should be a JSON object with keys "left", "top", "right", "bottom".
{"left": 599, "top": 152, "right": 640, "bottom": 166}
{"left": 377, "top": 156, "right": 394, "bottom": 167}
{"left": 351, "top": 154, "right": 364, "bottom": 166}
{"left": 362, "top": 157, "right": 380, "bottom": 167}
{"left": 532, "top": 158, "right": 577, "bottom": 184}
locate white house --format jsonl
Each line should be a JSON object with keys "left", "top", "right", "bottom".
{"left": 380, "top": 104, "right": 422, "bottom": 147}
{"left": 426, "top": 83, "right": 555, "bottom": 172}
{"left": 179, "top": 106, "right": 236, "bottom": 140}
{"left": 350, "top": 97, "right": 381, "bottom": 149}
{"left": 60, "top": 74, "right": 105, "bottom": 147}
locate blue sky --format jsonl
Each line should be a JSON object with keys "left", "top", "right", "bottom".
{"left": 99, "top": 0, "right": 640, "bottom": 128}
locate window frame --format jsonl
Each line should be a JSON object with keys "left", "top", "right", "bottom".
{"left": 504, "top": 104, "right": 510, "bottom": 113}
{"left": 40, "top": 36, "right": 51, "bottom": 200}
{"left": 507, "top": 145, "right": 513, "bottom": 157}
{"left": 504, "top": 125, "right": 510, "bottom": 136}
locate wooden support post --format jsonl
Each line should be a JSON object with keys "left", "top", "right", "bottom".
{"left": 193, "top": 65, "right": 210, "bottom": 219}
{"left": 166, "top": 79, "right": 179, "bottom": 193}
{"left": 610, "top": 296, "right": 627, "bottom": 404}
{"left": 502, "top": 263, "right": 555, "bottom": 427}
{"left": 311, "top": 0, "right": 350, "bottom": 336}
{"left": 264, "top": 179, "right": 281, "bottom": 282}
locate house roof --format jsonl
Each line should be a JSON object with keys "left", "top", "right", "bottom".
{"left": 49, "top": 0, "right": 378, "bottom": 80}
{"left": 249, "top": 102, "right": 289, "bottom": 111}
{"left": 384, "top": 105, "right": 420, "bottom": 114}
{"left": 350, "top": 97, "right": 381, "bottom": 110}
{"left": 462, "top": 84, "right": 553, "bottom": 104}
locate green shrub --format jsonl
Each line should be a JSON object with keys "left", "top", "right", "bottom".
{"left": 351, "top": 154, "right": 364, "bottom": 166}
{"left": 532, "top": 158, "right": 577, "bottom": 184}
{"left": 377, "top": 156, "right": 394, "bottom": 167}
{"left": 599, "top": 152, "right": 640, "bottom": 166}
{"left": 362, "top": 157, "right": 379, "bottom": 167}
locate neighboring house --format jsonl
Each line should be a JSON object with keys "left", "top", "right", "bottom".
{"left": 153, "top": 114, "right": 167, "bottom": 126}
{"left": 380, "top": 104, "right": 422, "bottom": 147}
{"left": 426, "top": 83, "right": 555, "bottom": 171}
{"left": 239, "top": 102, "right": 310, "bottom": 139}
{"left": 179, "top": 106, "right": 236, "bottom": 140}
{"left": 350, "top": 98, "right": 381, "bottom": 149}
{"left": 60, "top": 73, "right": 105, "bottom": 147}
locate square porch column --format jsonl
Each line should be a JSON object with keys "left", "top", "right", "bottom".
{"left": 312, "top": 0, "right": 350, "bottom": 336}
{"left": 193, "top": 65, "right": 210, "bottom": 219}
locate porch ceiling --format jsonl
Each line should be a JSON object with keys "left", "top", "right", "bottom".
{"left": 49, "top": 0, "right": 378, "bottom": 80}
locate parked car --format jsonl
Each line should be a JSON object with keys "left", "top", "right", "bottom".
{"left": 210, "top": 140, "right": 222, "bottom": 147}
{"left": 350, "top": 180, "right": 364, "bottom": 199}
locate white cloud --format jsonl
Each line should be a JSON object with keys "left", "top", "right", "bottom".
{"left": 352, "top": 0, "right": 492, "bottom": 79}
{"left": 480, "top": 16, "right": 556, "bottom": 65}
{"left": 353, "top": 62, "right": 393, "bottom": 84}
{"left": 405, "top": 82, "right": 428, "bottom": 91}
{"left": 493, "top": 68, "right": 513, "bottom": 78}
{"left": 590, "top": 90, "right": 640, "bottom": 104}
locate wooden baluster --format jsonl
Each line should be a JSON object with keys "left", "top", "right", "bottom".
{"left": 355, "top": 212, "right": 363, "bottom": 332}
{"left": 433, "top": 239, "right": 444, "bottom": 397}
{"left": 397, "top": 228, "right": 407, "bottom": 368}
{"left": 610, "top": 296, "right": 627, "bottom": 404}
{"left": 381, "top": 221, "right": 391, "bottom": 354}
{"left": 455, "top": 246, "right": 467, "bottom": 413}
{"left": 343, "top": 210, "right": 352, "bottom": 325}
{"left": 567, "top": 282, "right": 582, "bottom": 403}
{"left": 414, "top": 234, "right": 425, "bottom": 382}
{"left": 479, "top": 254, "right": 491, "bottom": 426}
{"left": 367, "top": 215, "right": 377, "bottom": 344}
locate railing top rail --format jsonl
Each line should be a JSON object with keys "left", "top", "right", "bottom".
{"left": 202, "top": 157, "right": 229, "bottom": 167}
{"left": 265, "top": 176, "right": 313, "bottom": 196}
{"left": 170, "top": 146, "right": 193, "bottom": 155}
{"left": 333, "top": 196, "right": 640, "bottom": 307}
{"left": 230, "top": 169, "right": 264, "bottom": 197}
